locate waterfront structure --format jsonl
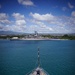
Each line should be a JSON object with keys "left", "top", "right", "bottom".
{"left": 26, "top": 48, "right": 49, "bottom": 75}
{"left": 12, "top": 37, "right": 18, "bottom": 39}
{"left": 34, "top": 31, "right": 38, "bottom": 37}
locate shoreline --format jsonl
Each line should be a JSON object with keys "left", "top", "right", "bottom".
{"left": 0, "top": 38, "right": 70, "bottom": 40}
{"left": 11, "top": 38, "right": 69, "bottom": 40}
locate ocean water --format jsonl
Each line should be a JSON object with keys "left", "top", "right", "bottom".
{"left": 0, "top": 40, "right": 75, "bottom": 75}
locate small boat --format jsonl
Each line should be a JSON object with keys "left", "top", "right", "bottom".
{"left": 26, "top": 48, "right": 49, "bottom": 75}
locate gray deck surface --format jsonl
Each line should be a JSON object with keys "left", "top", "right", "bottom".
{"left": 29, "top": 67, "right": 49, "bottom": 75}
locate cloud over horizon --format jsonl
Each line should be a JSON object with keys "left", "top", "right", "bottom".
{"left": 0, "top": 11, "right": 75, "bottom": 33}
{"left": 0, "top": 13, "right": 26, "bottom": 32}
{"left": 30, "top": 12, "right": 75, "bottom": 33}
{"left": 0, "top": 0, "right": 75, "bottom": 33}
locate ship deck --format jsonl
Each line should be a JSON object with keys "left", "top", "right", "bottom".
{"left": 26, "top": 48, "right": 49, "bottom": 75}
{"left": 27, "top": 67, "right": 49, "bottom": 75}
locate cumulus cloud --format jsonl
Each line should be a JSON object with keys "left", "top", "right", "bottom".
{"left": 30, "top": 12, "right": 75, "bottom": 33}
{"left": 15, "top": 20, "right": 26, "bottom": 25}
{"left": 12, "top": 13, "right": 25, "bottom": 20}
{"left": 18, "top": 0, "right": 34, "bottom": 6}
{"left": 0, "top": 12, "right": 75, "bottom": 33}
{"left": 31, "top": 20, "right": 53, "bottom": 31}
{"left": 30, "top": 12, "right": 55, "bottom": 21}
{"left": 12, "top": 13, "right": 26, "bottom": 32}
{"left": 0, "top": 24, "right": 3, "bottom": 30}
{"left": 0, "top": 13, "right": 8, "bottom": 20}
{"left": 5, "top": 24, "right": 26, "bottom": 32}
{"left": 12, "top": 13, "right": 26, "bottom": 25}
{"left": 30, "top": 12, "right": 63, "bottom": 26}
{"left": 68, "top": 2, "right": 74, "bottom": 9}
{"left": 0, "top": 13, "right": 11, "bottom": 24}
{"left": 25, "top": 24, "right": 53, "bottom": 33}
{"left": 0, "top": 13, "right": 11, "bottom": 31}
{"left": 0, "top": 13, "right": 26, "bottom": 32}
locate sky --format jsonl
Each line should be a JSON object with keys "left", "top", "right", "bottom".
{"left": 0, "top": 0, "right": 75, "bottom": 33}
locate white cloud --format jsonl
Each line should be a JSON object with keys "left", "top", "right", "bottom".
{"left": 68, "top": 2, "right": 74, "bottom": 9}
{"left": 0, "top": 13, "right": 11, "bottom": 31}
{"left": 12, "top": 13, "right": 25, "bottom": 20}
{"left": 12, "top": 13, "right": 26, "bottom": 25}
{"left": 18, "top": 0, "right": 34, "bottom": 6}
{"left": 0, "top": 12, "right": 75, "bottom": 33}
{"left": 15, "top": 20, "right": 26, "bottom": 26}
{"left": 0, "top": 13, "right": 11, "bottom": 24}
{"left": 0, "top": 13, "right": 26, "bottom": 32}
{"left": 31, "top": 20, "right": 53, "bottom": 31}
{"left": 5, "top": 24, "right": 26, "bottom": 32}
{"left": 71, "top": 11, "right": 75, "bottom": 17}
{"left": 0, "top": 13, "right": 8, "bottom": 20}
{"left": 0, "top": 24, "right": 3, "bottom": 30}
{"left": 25, "top": 24, "right": 53, "bottom": 33}
{"left": 30, "top": 12, "right": 63, "bottom": 26}
{"left": 30, "top": 12, "right": 75, "bottom": 33}
{"left": 12, "top": 13, "right": 26, "bottom": 32}
{"left": 30, "top": 12, "right": 55, "bottom": 21}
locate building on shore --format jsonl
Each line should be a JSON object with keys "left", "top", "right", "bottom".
{"left": 12, "top": 37, "right": 18, "bottom": 39}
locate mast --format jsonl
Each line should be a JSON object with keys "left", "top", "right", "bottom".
{"left": 38, "top": 47, "right": 40, "bottom": 67}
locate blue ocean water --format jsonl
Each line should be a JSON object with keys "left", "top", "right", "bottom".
{"left": 0, "top": 40, "right": 75, "bottom": 75}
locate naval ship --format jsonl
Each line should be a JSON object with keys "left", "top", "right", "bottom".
{"left": 26, "top": 48, "right": 49, "bottom": 75}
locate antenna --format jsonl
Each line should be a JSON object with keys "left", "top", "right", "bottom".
{"left": 38, "top": 47, "right": 40, "bottom": 67}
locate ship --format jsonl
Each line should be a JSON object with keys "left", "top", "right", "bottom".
{"left": 26, "top": 48, "right": 49, "bottom": 75}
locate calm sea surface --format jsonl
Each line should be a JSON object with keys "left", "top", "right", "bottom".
{"left": 0, "top": 40, "right": 75, "bottom": 75}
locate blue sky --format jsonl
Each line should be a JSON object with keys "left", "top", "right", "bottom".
{"left": 0, "top": 0, "right": 75, "bottom": 33}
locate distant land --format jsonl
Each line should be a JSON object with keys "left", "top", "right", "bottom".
{"left": 0, "top": 31, "right": 23, "bottom": 35}
{"left": 0, "top": 31, "right": 75, "bottom": 40}
{"left": 0, "top": 31, "right": 75, "bottom": 36}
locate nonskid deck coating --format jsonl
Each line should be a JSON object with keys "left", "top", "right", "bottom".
{"left": 28, "top": 67, "right": 49, "bottom": 75}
